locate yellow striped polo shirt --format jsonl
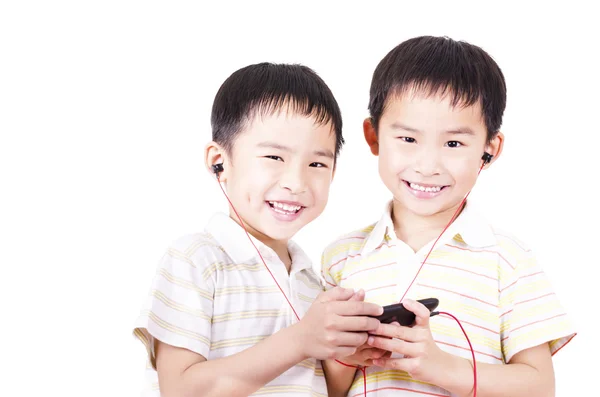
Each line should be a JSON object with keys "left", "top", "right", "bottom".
{"left": 321, "top": 201, "right": 576, "bottom": 397}
{"left": 134, "top": 212, "right": 327, "bottom": 397}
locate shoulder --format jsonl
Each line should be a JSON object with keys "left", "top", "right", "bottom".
{"left": 321, "top": 223, "right": 376, "bottom": 266}
{"left": 490, "top": 227, "right": 534, "bottom": 260}
{"left": 163, "top": 232, "right": 230, "bottom": 270}
{"left": 486, "top": 227, "right": 540, "bottom": 281}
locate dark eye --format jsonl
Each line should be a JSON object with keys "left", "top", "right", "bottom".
{"left": 265, "top": 155, "right": 283, "bottom": 161}
{"left": 399, "top": 137, "right": 416, "bottom": 143}
{"left": 446, "top": 141, "right": 462, "bottom": 148}
{"left": 309, "top": 162, "right": 327, "bottom": 168}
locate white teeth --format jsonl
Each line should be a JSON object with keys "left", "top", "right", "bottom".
{"left": 269, "top": 201, "right": 302, "bottom": 213}
{"left": 409, "top": 182, "right": 442, "bottom": 193}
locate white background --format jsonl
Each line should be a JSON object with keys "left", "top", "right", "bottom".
{"left": 1, "top": 1, "right": 598, "bottom": 396}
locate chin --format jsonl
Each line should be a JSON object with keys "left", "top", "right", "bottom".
{"left": 394, "top": 196, "right": 450, "bottom": 217}
{"left": 416, "top": 201, "right": 465, "bottom": 217}
{"left": 256, "top": 216, "right": 301, "bottom": 237}
{"left": 260, "top": 226, "right": 298, "bottom": 242}
{"left": 406, "top": 206, "right": 445, "bottom": 217}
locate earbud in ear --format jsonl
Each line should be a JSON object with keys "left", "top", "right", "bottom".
{"left": 212, "top": 163, "right": 224, "bottom": 176}
{"left": 481, "top": 152, "right": 493, "bottom": 164}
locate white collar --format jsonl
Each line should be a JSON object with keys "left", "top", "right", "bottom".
{"left": 205, "top": 212, "right": 313, "bottom": 272}
{"left": 362, "top": 200, "right": 496, "bottom": 254}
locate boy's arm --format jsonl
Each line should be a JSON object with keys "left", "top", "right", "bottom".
{"left": 156, "top": 287, "right": 383, "bottom": 397}
{"left": 370, "top": 327, "right": 554, "bottom": 396}
{"left": 433, "top": 343, "right": 555, "bottom": 397}
{"left": 156, "top": 324, "right": 305, "bottom": 397}
{"left": 368, "top": 300, "right": 560, "bottom": 397}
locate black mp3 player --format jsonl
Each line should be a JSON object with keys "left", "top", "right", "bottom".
{"left": 372, "top": 298, "right": 439, "bottom": 326}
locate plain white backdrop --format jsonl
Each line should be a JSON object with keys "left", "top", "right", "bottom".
{"left": 1, "top": 1, "right": 598, "bottom": 396}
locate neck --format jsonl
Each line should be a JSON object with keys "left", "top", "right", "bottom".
{"left": 391, "top": 199, "right": 464, "bottom": 252}
{"left": 263, "top": 238, "right": 292, "bottom": 272}
{"left": 229, "top": 212, "right": 292, "bottom": 272}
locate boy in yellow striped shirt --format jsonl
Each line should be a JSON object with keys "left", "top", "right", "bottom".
{"left": 322, "top": 36, "right": 575, "bottom": 397}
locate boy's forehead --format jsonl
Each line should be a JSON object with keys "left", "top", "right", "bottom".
{"left": 249, "top": 105, "right": 333, "bottom": 125}
{"left": 391, "top": 86, "right": 483, "bottom": 112}
{"left": 383, "top": 88, "right": 485, "bottom": 130}
{"left": 232, "top": 109, "right": 336, "bottom": 149}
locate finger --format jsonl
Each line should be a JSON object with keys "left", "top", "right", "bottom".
{"left": 332, "top": 300, "right": 383, "bottom": 317}
{"left": 320, "top": 287, "right": 354, "bottom": 303}
{"left": 369, "top": 350, "right": 392, "bottom": 365}
{"left": 373, "top": 357, "right": 419, "bottom": 372}
{"left": 348, "top": 289, "right": 365, "bottom": 302}
{"left": 334, "top": 314, "right": 381, "bottom": 332}
{"left": 367, "top": 336, "right": 423, "bottom": 357}
{"left": 361, "top": 359, "right": 375, "bottom": 366}
{"left": 361, "top": 347, "right": 388, "bottom": 360}
{"left": 368, "top": 351, "right": 392, "bottom": 367}
{"left": 370, "top": 322, "right": 421, "bottom": 342}
{"left": 402, "top": 299, "right": 430, "bottom": 327}
{"left": 332, "top": 331, "right": 369, "bottom": 348}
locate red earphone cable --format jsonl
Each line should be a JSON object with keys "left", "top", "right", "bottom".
{"left": 437, "top": 311, "right": 478, "bottom": 397}
{"left": 216, "top": 177, "right": 301, "bottom": 322}
{"left": 399, "top": 162, "right": 486, "bottom": 303}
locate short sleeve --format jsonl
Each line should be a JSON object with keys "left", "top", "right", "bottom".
{"left": 498, "top": 247, "right": 576, "bottom": 363}
{"left": 133, "top": 241, "right": 216, "bottom": 368}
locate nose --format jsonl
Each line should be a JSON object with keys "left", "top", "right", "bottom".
{"left": 279, "top": 163, "right": 307, "bottom": 195}
{"left": 413, "top": 146, "right": 441, "bottom": 176}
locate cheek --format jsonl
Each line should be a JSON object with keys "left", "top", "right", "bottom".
{"left": 449, "top": 159, "right": 480, "bottom": 186}
{"left": 228, "top": 167, "right": 271, "bottom": 205}
{"left": 311, "top": 173, "right": 332, "bottom": 203}
{"left": 379, "top": 148, "right": 406, "bottom": 178}
{"left": 238, "top": 159, "right": 274, "bottom": 183}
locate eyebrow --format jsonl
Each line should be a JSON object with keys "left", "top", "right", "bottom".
{"left": 390, "top": 122, "right": 475, "bottom": 136}
{"left": 314, "top": 149, "right": 335, "bottom": 159}
{"left": 445, "top": 127, "right": 475, "bottom": 136}
{"left": 256, "top": 141, "right": 334, "bottom": 159}
{"left": 390, "top": 122, "right": 421, "bottom": 133}
{"left": 257, "top": 141, "right": 292, "bottom": 151}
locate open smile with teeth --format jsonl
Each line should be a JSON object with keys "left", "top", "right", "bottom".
{"left": 405, "top": 181, "right": 447, "bottom": 193}
{"left": 268, "top": 201, "right": 304, "bottom": 214}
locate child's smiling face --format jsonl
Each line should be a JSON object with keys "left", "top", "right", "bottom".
{"left": 365, "top": 88, "right": 503, "bottom": 218}
{"left": 207, "top": 108, "right": 337, "bottom": 245}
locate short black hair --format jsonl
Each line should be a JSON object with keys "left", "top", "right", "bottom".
{"left": 211, "top": 62, "right": 344, "bottom": 158}
{"left": 369, "top": 36, "right": 506, "bottom": 141}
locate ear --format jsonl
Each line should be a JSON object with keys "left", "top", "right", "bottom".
{"left": 363, "top": 117, "right": 379, "bottom": 156}
{"left": 483, "top": 131, "right": 504, "bottom": 169}
{"left": 204, "top": 141, "right": 228, "bottom": 181}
